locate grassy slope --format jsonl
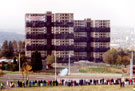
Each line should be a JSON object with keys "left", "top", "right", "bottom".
{"left": 79, "top": 65, "right": 124, "bottom": 74}
{"left": 2, "top": 85, "right": 133, "bottom": 91}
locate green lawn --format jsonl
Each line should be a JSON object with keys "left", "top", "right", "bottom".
{"left": 79, "top": 65, "right": 124, "bottom": 74}
{"left": 4, "top": 66, "right": 64, "bottom": 75}
{"left": 79, "top": 67, "right": 111, "bottom": 73}
{"left": 4, "top": 65, "right": 124, "bottom": 75}
{"left": 2, "top": 85, "right": 134, "bottom": 91}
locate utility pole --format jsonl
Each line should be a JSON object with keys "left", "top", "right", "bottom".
{"left": 130, "top": 51, "right": 133, "bottom": 78}
{"left": 55, "top": 52, "right": 57, "bottom": 80}
{"left": 68, "top": 53, "right": 71, "bottom": 75}
{"left": 19, "top": 52, "right": 21, "bottom": 72}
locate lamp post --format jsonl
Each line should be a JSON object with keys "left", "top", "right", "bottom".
{"left": 55, "top": 51, "right": 57, "bottom": 80}
{"left": 68, "top": 53, "right": 71, "bottom": 75}
{"left": 130, "top": 51, "right": 134, "bottom": 78}
{"left": 19, "top": 52, "right": 21, "bottom": 72}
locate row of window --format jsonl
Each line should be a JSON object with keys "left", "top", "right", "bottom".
{"left": 26, "top": 51, "right": 47, "bottom": 57}
{"left": 91, "top": 42, "right": 109, "bottom": 48}
{"left": 91, "top": 32, "right": 109, "bottom": 38}
{"left": 26, "top": 50, "right": 106, "bottom": 59}
{"left": 74, "top": 42, "right": 87, "bottom": 47}
{"left": 93, "top": 52, "right": 104, "bottom": 58}
{"left": 74, "top": 52, "right": 87, "bottom": 57}
{"left": 74, "top": 32, "right": 87, "bottom": 37}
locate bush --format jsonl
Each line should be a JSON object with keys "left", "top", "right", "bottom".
{"left": 111, "top": 65, "right": 123, "bottom": 69}
{"left": 79, "top": 69, "right": 88, "bottom": 73}
{"left": 31, "top": 51, "right": 42, "bottom": 71}
{"left": 0, "top": 63, "right": 7, "bottom": 70}
{"left": 0, "top": 69, "right": 5, "bottom": 77}
{"left": 90, "top": 67, "right": 110, "bottom": 73}
{"left": 46, "top": 55, "right": 55, "bottom": 69}
{"left": 5, "top": 64, "right": 18, "bottom": 71}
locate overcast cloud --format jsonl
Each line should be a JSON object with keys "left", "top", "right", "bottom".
{"left": 0, "top": 0, "right": 134, "bottom": 33}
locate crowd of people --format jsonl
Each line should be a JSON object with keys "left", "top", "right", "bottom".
{"left": 0, "top": 78, "right": 135, "bottom": 89}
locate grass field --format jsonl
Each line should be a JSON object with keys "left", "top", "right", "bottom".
{"left": 2, "top": 85, "right": 134, "bottom": 91}
{"left": 3, "top": 65, "right": 125, "bottom": 75}
{"left": 79, "top": 65, "right": 124, "bottom": 74}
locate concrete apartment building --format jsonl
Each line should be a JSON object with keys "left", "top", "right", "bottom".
{"left": 25, "top": 11, "right": 110, "bottom": 63}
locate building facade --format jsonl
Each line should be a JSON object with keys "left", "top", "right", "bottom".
{"left": 25, "top": 11, "right": 110, "bottom": 63}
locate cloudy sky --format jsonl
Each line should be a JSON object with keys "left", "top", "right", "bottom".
{"left": 0, "top": 0, "right": 135, "bottom": 33}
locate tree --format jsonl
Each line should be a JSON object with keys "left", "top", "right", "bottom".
{"left": 31, "top": 51, "right": 42, "bottom": 71}
{"left": 21, "top": 62, "right": 32, "bottom": 80}
{"left": 5, "top": 64, "right": 18, "bottom": 71}
{"left": 18, "top": 40, "right": 23, "bottom": 50}
{"left": 117, "top": 48, "right": 130, "bottom": 57}
{"left": 2, "top": 40, "right": 8, "bottom": 50}
{"left": 116, "top": 55, "right": 122, "bottom": 65}
{"left": 103, "top": 48, "right": 118, "bottom": 65}
{"left": 12, "top": 40, "right": 18, "bottom": 52}
{"left": 46, "top": 55, "right": 55, "bottom": 69}
{"left": 117, "top": 48, "right": 130, "bottom": 67}
{"left": 0, "top": 70, "right": 5, "bottom": 77}
{"left": 18, "top": 40, "right": 25, "bottom": 51}
{"left": 13, "top": 57, "right": 17, "bottom": 64}
{"left": 122, "top": 56, "right": 130, "bottom": 67}
{"left": 20, "top": 53, "right": 26, "bottom": 68}
{"left": 103, "top": 48, "right": 131, "bottom": 67}
{"left": 1, "top": 40, "right": 14, "bottom": 58}
{"left": 8, "top": 41, "right": 14, "bottom": 58}
{"left": 1, "top": 40, "right": 9, "bottom": 58}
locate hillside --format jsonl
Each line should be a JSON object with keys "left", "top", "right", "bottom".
{"left": 0, "top": 32, "right": 24, "bottom": 45}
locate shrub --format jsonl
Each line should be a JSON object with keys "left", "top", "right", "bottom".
{"left": 5, "top": 64, "right": 18, "bottom": 71}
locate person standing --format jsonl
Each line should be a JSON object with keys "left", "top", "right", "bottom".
{"left": 1, "top": 82, "right": 3, "bottom": 89}
{"left": 121, "top": 77, "right": 125, "bottom": 87}
{"left": 7, "top": 81, "right": 9, "bottom": 87}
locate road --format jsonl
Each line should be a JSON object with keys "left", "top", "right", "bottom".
{"left": 0, "top": 73, "right": 122, "bottom": 81}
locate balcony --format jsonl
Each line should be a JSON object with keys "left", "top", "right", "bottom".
{"left": 53, "top": 22, "right": 74, "bottom": 27}
{"left": 92, "top": 28, "right": 110, "bottom": 32}
{"left": 26, "top": 45, "right": 46, "bottom": 51}
{"left": 74, "top": 47, "right": 87, "bottom": 52}
{"left": 26, "top": 34, "right": 46, "bottom": 39}
{"left": 46, "top": 45, "right": 54, "bottom": 50}
{"left": 54, "top": 45, "right": 74, "bottom": 50}
{"left": 46, "top": 34, "right": 53, "bottom": 39}
{"left": 54, "top": 34, "right": 74, "bottom": 39}
{"left": 93, "top": 48, "right": 110, "bottom": 52}
{"left": 74, "top": 27, "right": 87, "bottom": 32}
{"left": 74, "top": 37, "right": 88, "bottom": 42}
{"left": 26, "top": 45, "right": 54, "bottom": 51}
{"left": 92, "top": 38, "right": 110, "bottom": 42}
{"left": 26, "top": 21, "right": 45, "bottom": 27}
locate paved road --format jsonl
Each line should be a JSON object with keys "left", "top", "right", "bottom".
{"left": 0, "top": 73, "right": 122, "bottom": 81}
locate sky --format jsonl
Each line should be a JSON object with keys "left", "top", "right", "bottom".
{"left": 0, "top": 0, "right": 135, "bottom": 34}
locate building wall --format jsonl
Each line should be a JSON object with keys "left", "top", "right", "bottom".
{"left": 91, "top": 20, "right": 110, "bottom": 62}
{"left": 25, "top": 13, "right": 47, "bottom": 59}
{"left": 52, "top": 13, "right": 74, "bottom": 62}
{"left": 25, "top": 11, "right": 110, "bottom": 63}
